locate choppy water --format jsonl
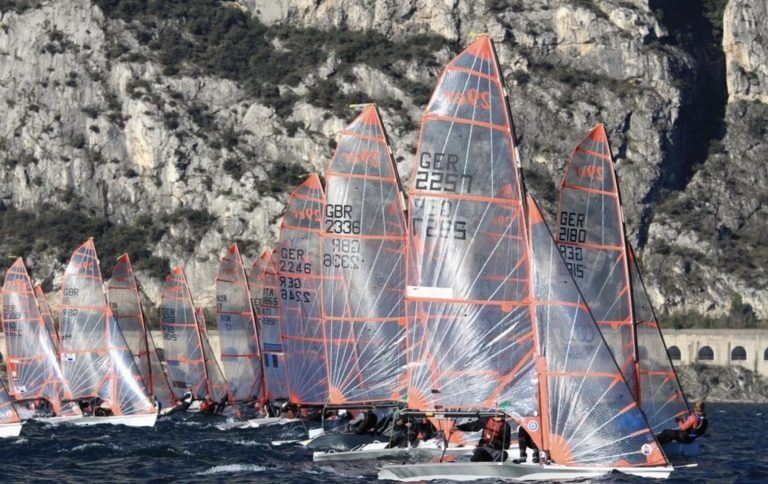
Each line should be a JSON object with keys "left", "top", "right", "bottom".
{"left": 0, "top": 403, "right": 765, "bottom": 483}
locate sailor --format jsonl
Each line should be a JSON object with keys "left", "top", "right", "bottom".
{"left": 347, "top": 409, "right": 378, "bottom": 435}
{"left": 657, "top": 402, "right": 708, "bottom": 445}
{"left": 387, "top": 416, "right": 413, "bottom": 448}
{"left": 94, "top": 400, "right": 114, "bottom": 417}
{"left": 457, "top": 416, "right": 512, "bottom": 462}
{"left": 164, "top": 392, "right": 193, "bottom": 417}
{"left": 214, "top": 394, "right": 228, "bottom": 414}
{"left": 512, "top": 425, "right": 540, "bottom": 464}
{"left": 199, "top": 394, "right": 216, "bottom": 416}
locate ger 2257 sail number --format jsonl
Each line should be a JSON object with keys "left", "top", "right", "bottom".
{"left": 414, "top": 152, "right": 474, "bottom": 194}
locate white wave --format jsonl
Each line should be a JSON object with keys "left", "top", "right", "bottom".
{"left": 232, "top": 440, "right": 265, "bottom": 447}
{"left": 65, "top": 442, "right": 122, "bottom": 452}
{"left": 12, "top": 438, "right": 28, "bottom": 445}
{"left": 195, "top": 464, "right": 266, "bottom": 476}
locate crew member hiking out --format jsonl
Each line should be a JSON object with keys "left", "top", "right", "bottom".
{"left": 457, "top": 415, "right": 512, "bottom": 462}
{"left": 164, "top": 392, "right": 193, "bottom": 417}
{"left": 657, "top": 401, "right": 708, "bottom": 445}
{"left": 199, "top": 394, "right": 216, "bottom": 416}
{"left": 347, "top": 410, "right": 378, "bottom": 435}
{"left": 387, "top": 417, "right": 436, "bottom": 448}
{"left": 513, "top": 425, "right": 539, "bottom": 464}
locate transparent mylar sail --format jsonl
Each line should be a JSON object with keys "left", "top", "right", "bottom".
{"left": 275, "top": 174, "right": 328, "bottom": 405}
{"left": 196, "top": 307, "right": 229, "bottom": 402}
{"left": 0, "top": 379, "right": 20, "bottom": 426}
{"left": 556, "top": 124, "right": 638, "bottom": 399}
{"left": 322, "top": 104, "right": 407, "bottom": 405}
{"left": 59, "top": 239, "right": 154, "bottom": 416}
{"left": 2, "top": 259, "right": 81, "bottom": 416}
{"left": 216, "top": 244, "right": 263, "bottom": 402}
{"left": 528, "top": 196, "right": 667, "bottom": 467}
{"left": 35, "top": 286, "right": 59, "bottom": 356}
{"left": 248, "top": 251, "right": 288, "bottom": 401}
{"left": 108, "top": 254, "right": 176, "bottom": 409}
{"left": 405, "top": 35, "right": 536, "bottom": 416}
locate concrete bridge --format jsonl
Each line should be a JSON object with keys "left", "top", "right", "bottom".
{"left": 662, "top": 329, "right": 768, "bottom": 376}
{"left": 2, "top": 329, "right": 768, "bottom": 376}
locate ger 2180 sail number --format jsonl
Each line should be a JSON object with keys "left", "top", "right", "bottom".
{"left": 558, "top": 211, "right": 587, "bottom": 279}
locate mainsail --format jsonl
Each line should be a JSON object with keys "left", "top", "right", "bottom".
{"left": 108, "top": 254, "right": 176, "bottom": 409}
{"left": 35, "top": 286, "right": 59, "bottom": 355}
{"left": 216, "top": 244, "right": 263, "bottom": 402}
{"left": 556, "top": 124, "right": 638, "bottom": 400}
{"left": 2, "top": 259, "right": 80, "bottom": 416}
{"left": 322, "top": 104, "right": 407, "bottom": 405}
{"left": 0, "top": 380, "right": 21, "bottom": 428}
{"left": 59, "top": 239, "right": 155, "bottom": 416}
{"left": 528, "top": 196, "right": 667, "bottom": 467}
{"left": 275, "top": 174, "right": 328, "bottom": 405}
{"left": 556, "top": 124, "right": 689, "bottom": 429}
{"left": 404, "top": 35, "right": 536, "bottom": 416}
{"left": 196, "top": 307, "right": 229, "bottom": 402}
{"left": 248, "top": 251, "right": 289, "bottom": 401}
{"left": 161, "top": 267, "right": 227, "bottom": 401}
{"left": 629, "top": 244, "right": 690, "bottom": 432}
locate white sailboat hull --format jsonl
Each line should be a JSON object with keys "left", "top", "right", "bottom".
{"left": 313, "top": 440, "right": 486, "bottom": 462}
{"left": 0, "top": 422, "right": 23, "bottom": 438}
{"left": 215, "top": 417, "right": 298, "bottom": 431}
{"left": 33, "top": 415, "right": 86, "bottom": 425}
{"left": 378, "top": 461, "right": 675, "bottom": 481}
{"left": 71, "top": 412, "right": 157, "bottom": 428}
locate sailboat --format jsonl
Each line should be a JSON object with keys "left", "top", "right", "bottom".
{"left": 555, "top": 124, "right": 692, "bottom": 453}
{"left": 305, "top": 104, "right": 409, "bottom": 452}
{"left": 108, "top": 254, "right": 177, "bottom": 412}
{"left": 215, "top": 244, "right": 264, "bottom": 405}
{"left": 160, "top": 267, "right": 228, "bottom": 407}
{"left": 58, "top": 239, "right": 157, "bottom": 427}
{"left": 249, "top": 250, "right": 289, "bottom": 405}
{"left": 35, "top": 286, "right": 59, "bottom": 355}
{"left": 379, "top": 35, "right": 674, "bottom": 481}
{"left": 0, "top": 379, "right": 22, "bottom": 437}
{"left": 1, "top": 258, "right": 81, "bottom": 424}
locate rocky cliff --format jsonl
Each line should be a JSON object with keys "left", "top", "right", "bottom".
{"left": 678, "top": 364, "right": 768, "bottom": 403}
{"left": 0, "top": 0, "right": 764, "bottom": 322}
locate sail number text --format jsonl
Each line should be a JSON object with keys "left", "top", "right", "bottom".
{"left": 279, "top": 276, "right": 311, "bottom": 303}
{"left": 412, "top": 199, "right": 467, "bottom": 240}
{"left": 324, "top": 238, "right": 361, "bottom": 269}
{"left": 415, "top": 152, "right": 473, "bottom": 194}
{"left": 280, "top": 247, "right": 312, "bottom": 274}
{"left": 325, "top": 204, "right": 361, "bottom": 234}
{"left": 558, "top": 211, "right": 587, "bottom": 279}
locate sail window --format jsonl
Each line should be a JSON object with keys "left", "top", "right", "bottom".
{"left": 731, "top": 346, "right": 747, "bottom": 361}
{"left": 667, "top": 346, "right": 681, "bottom": 360}
{"left": 697, "top": 346, "right": 714, "bottom": 361}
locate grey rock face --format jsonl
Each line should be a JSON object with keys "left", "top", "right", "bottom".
{"left": 0, "top": 0, "right": 764, "bottom": 322}
{"left": 678, "top": 364, "right": 768, "bottom": 403}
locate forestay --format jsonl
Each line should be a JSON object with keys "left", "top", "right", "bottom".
{"left": 2, "top": 259, "right": 80, "bottom": 417}
{"left": 35, "top": 286, "right": 59, "bottom": 355}
{"left": 556, "top": 124, "right": 639, "bottom": 400}
{"left": 528, "top": 196, "right": 668, "bottom": 467}
{"left": 404, "top": 35, "right": 537, "bottom": 416}
{"left": 629, "top": 244, "right": 690, "bottom": 432}
{"left": 59, "top": 239, "right": 154, "bottom": 416}
{"left": 216, "top": 244, "right": 263, "bottom": 403}
{"left": 249, "top": 251, "right": 289, "bottom": 401}
{"left": 322, "top": 104, "right": 407, "bottom": 405}
{"left": 275, "top": 174, "right": 328, "bottom": 405}
{"left": 108, "top": 254, "right": 176, "bottom": 409}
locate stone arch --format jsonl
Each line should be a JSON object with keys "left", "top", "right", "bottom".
{"left": 697, "top": 346, "right": 714, "bottom": 361}
{"left": 731, "top": 346, "right": 747, "bottom": 361}
{"left": 668, "top": 345, "right": 681, "bottom": 360}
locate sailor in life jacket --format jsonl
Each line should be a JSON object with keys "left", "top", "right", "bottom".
{"left": 656, "top": 401, "right": 708, "bottom": 445}
{"left": 456, "top": 415, "right": 512, "bottom": 462}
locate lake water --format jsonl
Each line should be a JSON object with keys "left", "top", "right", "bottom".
{"left": 0, "top": 403, "right": 765, "bottom": 482}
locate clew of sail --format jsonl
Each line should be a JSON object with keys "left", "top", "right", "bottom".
{"left": 249, "top": 251, "right": 289, "bottom": 401}
{"left": 322, "top": 104, "right": 407, "bottom": 405}
{"left": 628, "top": 244, "right": 690, "bottom": 432}
{"left": 404, "top": 35, "right": 537, "bottom": 417}
{"left": 2, "top": 258, "right": 81, "bottom": 417}
{"left": 35, "top": 286, "right": 59, "bottom": 355}
{"left": 108, "top": 254, "right": 176, "bottom": 409}
{"left": 528, "top": 195, "right": 667, "bottom": 467}
{"left": 216, "top": 244, "right": 263, "bottom": 403}
{"left": 59, "top": 239, "right": 154, "bottom": 416}
{"left": 556, "top": 124, "right": 638, "bottom": 401}
{"left": 275, "top": 174, "right": 328, "bottom": 405}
